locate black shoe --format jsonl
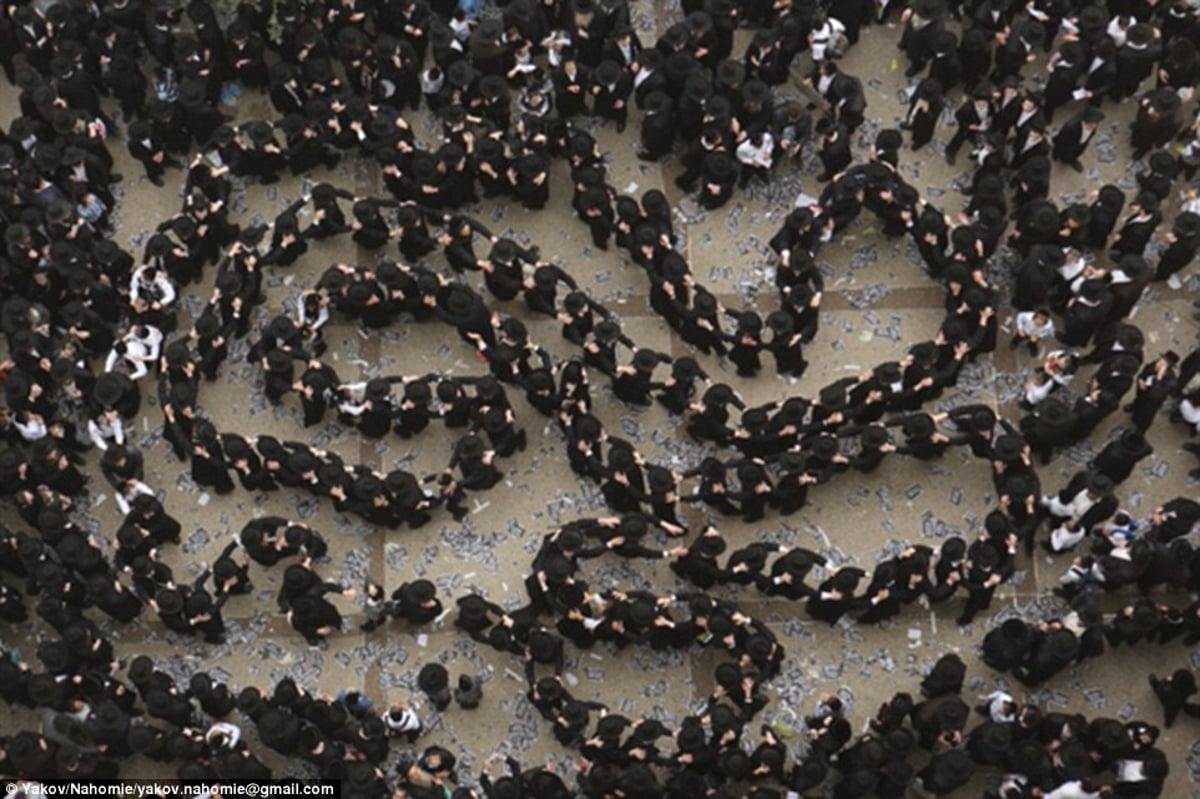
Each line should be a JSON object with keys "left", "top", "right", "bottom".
{"left": 615, "top": 120, "right": 625, "bottom": 133}
{"left": 945, "top": 151, "right": 957, "bottom": 165}
{"left": 1070, "top": 160, "right": 1084, "bottom": 173}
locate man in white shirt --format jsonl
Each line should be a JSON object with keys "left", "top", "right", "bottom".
{"left": 1037, "top": 779, "right": 1105, "bottom": 798}
{"left": 129, "top": 265, "right": 177, "bottom": 307}
{"left": 1012, "top": 309, "right": 1055, "bottom": 355}
{"left": 87, "top": 408, "right": 125, "bottom": 451}
{"left": 13, "top": 411, "right": 47, "bottom": 442}
{"left": 1041, "top": 472, "right": 1118, "bottom": 552}
{"left": 105, "top": 339, "right": 150, "bottom": 380}
{"left": 382, "top": 700, "right": 422, "bottom": 742}
{"left": 205, "top": 721, "right": 241, "bottom": 751}
{"left": 736, "top": 131, "right": 775, "bottom": 187}
{"left": 808, "top": 17, "right": 846, "bottom": 63}
{"left": 129, "top": 324, "right": 164, "bottom": 362}
{"left": 115, "top": 479, "right": 156, "bottom": 516}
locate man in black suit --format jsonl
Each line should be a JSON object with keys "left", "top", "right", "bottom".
{"left": 601, "top": 25, "right": 642, "bottom": 68}
{"left": 268, "top": 63, "right": 307, "bottom": 116}
{"left": 1009, "top": 91, "right": 1045, "bottom": 144}
{"left": 698, "top": 151, "right": 739, "bottom": 210}
{"left": 1115, "top": 22, "right": 1162, "bottom": 101}
{"left": 991, "top": 19, "right": 1043, "bottom": 82}
{"left": 227, "top": 19, "right": 269, "bottom": 89}
{"left": 1051, "top": 107, "right": 1104, "bottom": 172}
{"left": 829, "top": 72, "right": 867, "bottom": 133}
{"left": 638, "top": 90, "right": 674, "bottom": 161}
{"left": 1010, "top": 121, "right": 1050, "bottom": 169}
{"left": 815, "top": 116, "right": 851, "bottom": 181}
{"left": 553, "top": 60, "right": 590, "bottom": 119}
{"left": 631, "top": 49, "right": 668, "bottom": 108}
{"left": 990, "top": 76, "right": 1023, "bottom": 136}
{"left": 1148, "top": 669, "right": 1200, "bottom": 728}
{"left": 1148, "top": 498, "right": 1200, "bottom": 542}
{"left": 127, "top": 120, "right": 181, "bottom": 186}
{"left": 1080, "top": 37, "right": 1119, "bottom": 105}
{"left": 945, "top": 90, "right": 992, "bottom": 165}
{"left": 1042, "top": 40, "right": 1085, "bottom": 122}
{"left": 675, "top": 126, "right": 726, "bottom": 192}
{"left": 590, "top": 60, "right": 634, "bottom": 133}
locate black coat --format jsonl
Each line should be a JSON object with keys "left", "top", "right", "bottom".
{"left": 1051, "top": 114, "right": 1098, "bottom": 162}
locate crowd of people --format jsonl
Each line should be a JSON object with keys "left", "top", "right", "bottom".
{"left": 1, "top": 0, "right": 1200, "bottom": 795}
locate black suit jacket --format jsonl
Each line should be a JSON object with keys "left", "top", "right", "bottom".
{"left": 590, "top": 71, "right": 634, "bottom": 114}
{"left": 1051, "top": 114, "right": 1096, "bottom": 161}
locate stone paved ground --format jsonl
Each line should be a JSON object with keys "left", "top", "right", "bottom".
{"left": 3, "top": 3, "right": 1200, "bottom": 796}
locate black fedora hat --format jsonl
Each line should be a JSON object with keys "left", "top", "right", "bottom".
{"left": 244, "top": 121, "right": 276, "bottom": 146}
{"left": 715, "top": 59, "right": 745, "bottom": 88}
{"left": 1174, "top": 211, "right": 1200, "bottom": 239}
{"left": 931, "top": 749, "right": 974, "bottom": 782}
{"left": 155, "top": 588, "right": 184, "bottom": 615}
{"left": 179, "top": 80, "right": 207, "bottom": 107}
{"left": 1045, "top": 628, "right": 1080, "bottom": 660}
{"left": 683, "top": 73, "right": 714, "bottom": 104}
{"left": 14, "top": 65, "right": 42, "bottom": 91}
{"left": 818, "top": 384, "right": 846, "bottom": 411}
{"left": 594, "top": 60, "right": 623, "bottom": 87}
{"left": 633, "top": 349, "right": 662, "bottom": 372}
{"left": 404, "top": 579, "right": 436, "bottom": 604}
{"left": 458, "top": 434, "right": 486, "bottom": 460}
{"left": 446, "top": 60, "right": 477, "bottom": 89}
